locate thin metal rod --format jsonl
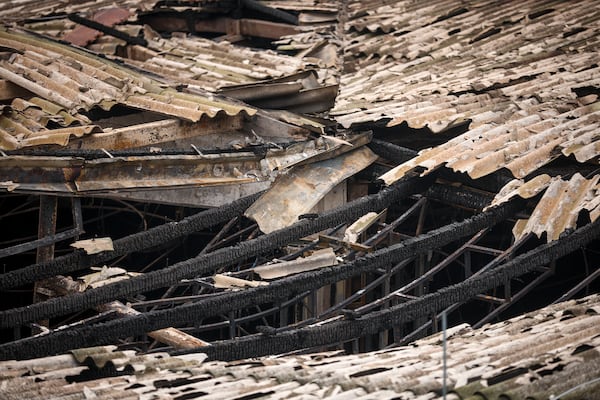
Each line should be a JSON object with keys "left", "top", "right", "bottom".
{"left": 199, "top": 217, "right": 239, "bottom": 255}
{"left": 442, "top": 310, "right": 447, "bottom": 400}
{"left": 345, "top": 197, "right": 426, "bottom": 260}
{"left": 473, "top": 267, "right": 554, "bottom": 328}
{"left": 396, "top": 233, "right": 533, "bottom": 345}
{"left": 552, "top": 266, "right": 600, "bottom": 304}
{"left": 396, "top": 229, "right": 488, "bottom": 295}
{"left": 0, "top": 228, "right": 82, "bottom": 259}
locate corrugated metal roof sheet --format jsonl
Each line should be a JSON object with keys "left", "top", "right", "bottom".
{"left": 379, "top": 101, "right": 600, "bottom": 183}
{"left": 0, "top": 0, "right": 152, "bottom": 22}
{"left": 0, "top": 28, "right": 260, "bottom": 150}
{"left": 1, "top": 294, "right": 598, "bottom": 399}
{"left": 0, "top": 28, "right": 256, "bottom": 120}
{"left": 490, "top": 173, "right": 600, "bottom": 242}
{"left": 329, "top": 0, "right": 600, "bottom": 243}
{"left": 122, "top": 28, "right": 337, "bottom": 96}
{"left": 333, "top": 0, "right": 600, "bottom": 131}
{"left": 0, "top": 97, "right": 102, "bottom": 150}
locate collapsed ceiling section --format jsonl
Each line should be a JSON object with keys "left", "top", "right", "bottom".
{"left": 0, "top": 3, "right": 599, "bottom": 392}
{"left": 2, "top": 294, "right": 599, "bottom": 399}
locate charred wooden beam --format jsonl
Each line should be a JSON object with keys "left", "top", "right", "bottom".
{"left": 0, "top": 191, "right": 528, "bottom": 360}
{"left": 0, "top": 228, "right": 82, "bottom": 259}
{"left": 0, "top": 175, "right": 430, "bottom": 329}
{"left": 190, "top": 219, "right": 600, "bottom": 361}
{"left": 368, "top": 138, "right": 417, "bottom": 164}
{"left": 240, "top": 0, "right": 299, "bottom": 25}
{"left": 0, "top": 191, "right": 263, "bottom": 290}
{"left": 473, "top": 267, "right": 554, "bottom": 329}
{"left": 67, "top": 13, "right": 148, "bottom": 46}
{"left": 32, "top": 195, "right": 58, "bottom": 332}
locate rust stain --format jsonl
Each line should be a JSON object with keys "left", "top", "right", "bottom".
{"left": 63, "top": 7, "right": 132, "bottom": 47}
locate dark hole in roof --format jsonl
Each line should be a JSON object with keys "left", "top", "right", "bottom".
{"left": 126, "top": 383, "right": 145, "bottom": 389}
{"left": 433, "top": 7, "right": 469, "bottom": 24}
{"left": 538, "top": 363, "right": 564, "bottom": 377}
{"left": 572, "top": 344, "right": 594, "bottom": 355}
{"left": 175, "top": 390, "right": 208, "bottom": 400}
{"left": 563, "top": 27, "right": 587, "bottom": 38}
{"left": 155, "top": 376, "right": 212, "bottom": 388}
{"left": 350, "top": 367, "right": 390, "bottom": 378}
{"left": 470, "top": 27, "right": 501, "bottom": 43}
{"left": 487, "top": 367, "right": 528, "bottom": 386}
{"left": 572, "top": 86, "right": 600, "bottom": 98}
{"left": 528, "top": 8, "right": 555, "bottom": 19}
{"left": 560, "top": 314, "right": 576, "bottom": 322}
{"left": 233, "top": 391, "right": 276, "bottom": 400}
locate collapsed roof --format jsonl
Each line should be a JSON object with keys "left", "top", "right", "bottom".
{"left": 2, "top": 294, "right": 599, "bottom": 399}
{"left": 0, "top": 0, "right": 599, "bottom": 396}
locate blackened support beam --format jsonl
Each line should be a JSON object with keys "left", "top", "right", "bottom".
{"left": 68, "top": 13, "right": 148, "bottom": 46}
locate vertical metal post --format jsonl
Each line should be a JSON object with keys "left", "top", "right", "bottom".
{"left": 442, "top": 310, "right": 448, "bottom": 399}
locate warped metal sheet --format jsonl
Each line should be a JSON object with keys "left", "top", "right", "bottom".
{"left": 0, "top": 153, "right": 263, "bottom": 194}
{"left": 489, "top": 173, "right": 600, "bottom": 242}
{"left": 245, "top": 145, "right": 378, "bottom": 233}
{"left": 0, "top": 28, "right": 256, "bottom": 122}
{"left": 129, "top": 31, "right": 318, "bottom": 92}
{"left": 509, "top": 174, "right": 600, "bottom": 242}
{"left": 0, "top": 97, "right": 101, "bottom": 150}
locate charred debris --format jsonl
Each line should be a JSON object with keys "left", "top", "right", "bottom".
{"left": 0, "top": 0, "right": 599, "bottom": 365}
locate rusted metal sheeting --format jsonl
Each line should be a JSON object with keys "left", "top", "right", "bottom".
{"left": 109, "top": 180, "right": 271, "bottom": 208}
{"left": 63, "top": 7, "right": 132, "bottom": 47}
{"left": 0, "top": 134, "right": 354, "bottom": 197}
{"left": 0, "top": 153, "right": 263, "bottom": 194}
{"left": 1, "top": 294, "right": 599, "bottom": 399}
{"left": 0, "top": 28, "right": 256, "bottom": 122}
{"left": 491, "top": 174, "right": 600, "bottom": 242}
{"left": 246, "top": 145, "right": 378, "bottom": 233}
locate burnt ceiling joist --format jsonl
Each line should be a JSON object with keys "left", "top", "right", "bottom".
{"left": 0, "top": 173, "right": 432, "bottom": 329}
{"left": 0, "top": 2, "right": 599, "bottom": 386}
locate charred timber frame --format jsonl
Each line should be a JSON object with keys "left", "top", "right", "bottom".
{"left": 0, "top": 174, "right": 432, "bottom": 329}
{"left": 190, "top": 218, "right": 600, "bottom": 361}
{"left": 0, "top": 189, "right": 524, "bottom": 360}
